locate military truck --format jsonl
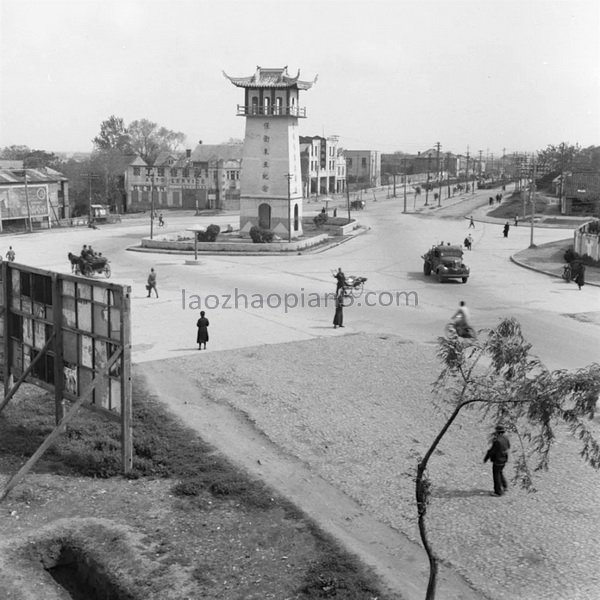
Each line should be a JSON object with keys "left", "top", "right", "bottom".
{"left": 422, "top": 244, "right": 470, "bottom": 283}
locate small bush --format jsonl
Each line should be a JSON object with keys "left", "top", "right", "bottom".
{"left": 249, "top": 226, "right": 274, "bottom": 243}
{"left": 313, "top": 213, "right": 328, "bottom": 228}
{"left": 563, "top": 246, "right": 600, "bottom": 267}
{"left": 196, "top": 224, "right": 220, "bottom": 242}
{"left": 564, "top": 247, "right": 577, "bottom": 263}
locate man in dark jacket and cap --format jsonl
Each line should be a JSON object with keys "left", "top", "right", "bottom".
{"left": 484, "top": 425, "right": 510, "bottom": 496}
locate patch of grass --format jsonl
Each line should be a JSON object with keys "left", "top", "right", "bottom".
{"left": 0, "top": 381, "right": 395, "bottom": 599}
{"left": 488, "top": 191, "right": 559, "bottom": 221}
{"left": 300, "top": 552, "right": 384, "bottom": 599}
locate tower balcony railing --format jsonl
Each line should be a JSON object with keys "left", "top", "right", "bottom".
{"left": 236, "top": 104, "right": 307, "bottom": 118}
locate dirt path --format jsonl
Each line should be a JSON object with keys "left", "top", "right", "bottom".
{"left": 136, "top": 339, "right": 484, "bottom": 600}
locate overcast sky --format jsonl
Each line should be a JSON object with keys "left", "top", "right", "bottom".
{"left": 1, "top": 0, "right": 598, "bottom": 157}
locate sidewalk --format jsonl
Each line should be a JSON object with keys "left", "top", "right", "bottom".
{"left": 468, "top": 200, "right": 600, "bottom": 288}
{"left": 411, "top": 187, "right": 600, "bottom": 288}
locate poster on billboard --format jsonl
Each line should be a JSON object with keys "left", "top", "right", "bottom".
{"left": 0, "top": 185, "right": 49, "bottom": 219}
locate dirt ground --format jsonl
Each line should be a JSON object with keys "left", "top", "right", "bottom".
{"left": 137, "top": 334, "right": 600, "bottom": 600}
{"left": 2, "top": 333, "right": 599, "bottom": 600}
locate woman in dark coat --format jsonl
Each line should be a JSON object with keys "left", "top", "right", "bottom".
{"left": 196, "top": 311, "right": 209, "bottom": 349}
{"left": 574, "top": 264, "right": 585, "bottom": 290}
{"left": 333, "top": 292, "right": 344, "bottom": 329}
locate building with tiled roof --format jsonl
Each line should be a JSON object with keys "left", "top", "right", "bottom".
{"left": 0, "top": 166, "right": 69, "bottom": 231}
{"left": 223, "top": 66, "right": 317, "bottom": 90}
{"left": 563, "top": 172, "right": 600, "bottom": 215}
{"left": 125, "top": 144, "right": 242, "bottom": 212}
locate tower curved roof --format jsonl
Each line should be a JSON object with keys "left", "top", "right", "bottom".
{"left": 223, "top": 65, "right": 317, "bottom": 90}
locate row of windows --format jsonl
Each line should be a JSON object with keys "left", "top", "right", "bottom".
{"left": 346, "top": 158, "right": 369, "bottom": 169}
{"left": 133, "top": 167, "right": 238, "bottom": 179}
{"left": 309, "top": 160, "right": 344, "bottom": 173}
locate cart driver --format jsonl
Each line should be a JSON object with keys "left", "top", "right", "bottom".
{"left": 334, "top": 267, "right": 346, "bottom": 293}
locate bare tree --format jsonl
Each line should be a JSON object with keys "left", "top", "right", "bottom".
{"left": 128, "top": 119, "right": 186, "bottom": 164}
{"left": 415, "top": 318, "right": 600, "bottom": 600}
{"left": 93, "top": 115, "right": 131, "bottom": 153}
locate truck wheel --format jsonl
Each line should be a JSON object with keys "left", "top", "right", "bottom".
{"left": 423, "top": 262, "right": 431, "bottom": 276}
{"left": 462, "top": 277, "right": 468, "bottom": 283}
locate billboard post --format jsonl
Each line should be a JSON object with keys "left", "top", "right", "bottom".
{"left": 0, "top": 263, "right": 132, "bottom": 500}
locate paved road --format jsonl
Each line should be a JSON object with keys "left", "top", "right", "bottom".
{"left": 3, "top": 196, "right": 599, "bottom": 600}
{"left": 4, "top": 186, "right": 598, "bottom": 371}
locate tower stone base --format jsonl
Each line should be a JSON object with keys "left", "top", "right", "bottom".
{"left": 240, "top": 196, "right": 303, "bottom": 238}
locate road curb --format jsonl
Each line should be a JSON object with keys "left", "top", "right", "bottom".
{"left": 126, "top": 227, "right": 369, "bottom": 257}
{"left": 510, "top": 254, "right": 600, "bottom": 287}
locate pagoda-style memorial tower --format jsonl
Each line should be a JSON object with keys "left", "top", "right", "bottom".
{"left": 224, "top": 66, "right": 317, "bottom": 238}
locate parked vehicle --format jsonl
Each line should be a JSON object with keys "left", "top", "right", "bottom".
{"left": 350, "top": 200, "right": 365, "bottom": 210}
{"left": 422, "top": 244, "right": 470, "bottom": 283}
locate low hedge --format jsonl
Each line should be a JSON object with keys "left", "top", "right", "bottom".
{"left": 249, "top": 226, "right": 274, "bottom": 243}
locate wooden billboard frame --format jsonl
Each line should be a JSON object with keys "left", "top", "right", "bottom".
{"left": 0, "top": 261, "right": 132, "bottom": 501}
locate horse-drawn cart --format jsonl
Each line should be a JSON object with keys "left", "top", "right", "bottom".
{"left": 68, "top": 253, "right": 111, "bottom": 278}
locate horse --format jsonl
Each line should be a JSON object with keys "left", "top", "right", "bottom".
{"left": 67, "top": 252, "right": 81, "bottom": 273}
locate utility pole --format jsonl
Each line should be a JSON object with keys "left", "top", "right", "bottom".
{"left": 425, "top": 153, "right": 431, "bottom": 205}
{"left": 22, "top": 170, "right": 33, "bottom": 232}
{"left": 529, "top": 154, "right": 537, "bottom": 248}
{"left": 559, "top": 142, "right": 565, "bottom": 212}
{"left": 149, "top": 171, "right": 155, "bottom": 240}
{"left": 478, "top": 149, "right": 483, "bottom": 178}
{"left": 345, "top": 177, "right": 351, "bottom": 222}
{"left": 403, "top": 157, "right": 407, "bottom": 213}
{"left": 446, "top": 152, "right": 451, "bottom": 198}
{"left": 465, "top": 148, "right": 470, "bottom": 193}
{"left": 435, "top": 142, "right": 442, "bottom": 207}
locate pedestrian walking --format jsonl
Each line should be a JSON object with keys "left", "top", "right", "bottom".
{"left": 463, "top": 236, "right": 472, "bottom": 251}
{"left": 496, "top": 193, "right": 502, "bottom": 204}
{"left": 514, "top": 215, "right": 519, "bottom": 227}
{"left": 468, "top": 216, "right": 475, "bottom": 228}
{"left": 575, "top": 264, "right": 586, "bottom": 290}
{"left": 489, "top": 197, "right": 494, "bottom": 207}
{"left": 484, "top": 425, "right": 510, "bottom": 496}
{"left": 146, "top": 267, "right": 158, "bottom": 298}
{"left": 5, "top": 246, "right": 15, "bottom": 261}
{"left": 333, "top": 291, "right": 344, "bottom": 329}
{"left": 158, "top": 213, "right": 164, "bottom": 227}
{"left": 333, "top": 208, "right": 337, "bottom": 217}
{"left": 196, "top": 310, "right": 210, "bottom": 349}
{"left": 503, "top": 222, "right": 510, "bottom": 238}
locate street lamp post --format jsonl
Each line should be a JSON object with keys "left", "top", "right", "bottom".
{"left": 285, "top": 173, "right": 293, "bottom": 243}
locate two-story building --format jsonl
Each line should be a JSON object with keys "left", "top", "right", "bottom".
{"left": 299, "top": 135, "right": 346, "bottom": 197}
{"left": 125, "top": 144, "right": 242, "bottom": 212}
{"left": 344, "top": 150, "right": 381, "bottom": 189}
{"left": 0, "top": 164, "right": 69, "bottom": 231}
